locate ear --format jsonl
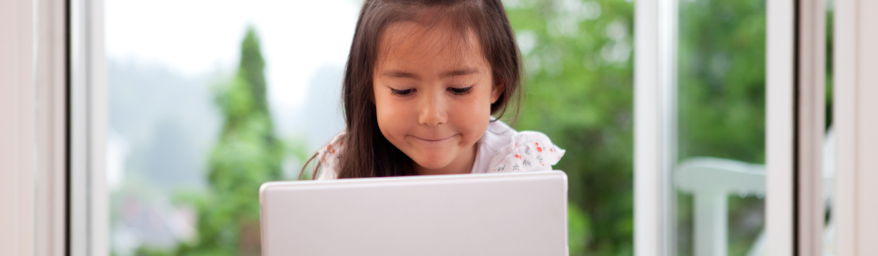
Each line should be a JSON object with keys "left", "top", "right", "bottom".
{"left": 490, "top": 83, "right": 503, "bottom": 104}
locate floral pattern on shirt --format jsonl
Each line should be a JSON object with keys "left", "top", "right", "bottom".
{"left": 487, "top": 131, "right": 565, "bottom": 173}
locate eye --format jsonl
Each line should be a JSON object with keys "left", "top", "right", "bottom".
{"left": 390, "top": 88, "right": 415, "bottom": 96}
{"left": 448, "top": 86, "right": 473, "bottom": 95}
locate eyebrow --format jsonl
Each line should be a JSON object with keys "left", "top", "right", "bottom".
{"left": 381, "top": 67, "right": 480, "bottom": 80}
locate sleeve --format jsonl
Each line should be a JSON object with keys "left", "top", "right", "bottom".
{"left": 487, "top": 131, "right": 566, "bottom": 173}
{"left": 313, "top": 133, "right": 345, "bottom": 180}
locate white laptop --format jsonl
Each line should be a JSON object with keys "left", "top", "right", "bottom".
{"left": 259, "top": 170, "right": 568, "bottom": 256}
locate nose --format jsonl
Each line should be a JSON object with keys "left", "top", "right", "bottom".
{"left": 418, "top": 92, "right": 447, "bottom": 127}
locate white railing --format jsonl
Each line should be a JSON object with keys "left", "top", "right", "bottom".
{"left": 673, "top": 132, "right": 834, "bottom": 256}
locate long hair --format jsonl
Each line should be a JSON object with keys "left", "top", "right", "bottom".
{"left": 302, "top": 0, "right": 522, "bottom": 179}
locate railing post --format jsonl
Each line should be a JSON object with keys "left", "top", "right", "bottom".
{"left": 694, "top": 191, "right": 727, "bottom": 256}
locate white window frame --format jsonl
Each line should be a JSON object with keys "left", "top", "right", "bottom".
{"left": 2, "top": 0, "right": 68, "bottom": 255}
{"left": 633, "top": 0, "right": 677, "bottom": 255}
{"left": 795, "top": 0, "right": 827, "bottom": 255}
{"left": 35, "top": 0, "right": 71, "bottom": 254}
{"left": 70, "top": 0, "right": 108, "bottom": 254}
{"left": 765, "top": 0, "right": 796, "bottom": 254}
{"left": 0, "top": 0, "right": 37, "bottom": 254}
{"left": 767, "top": 0, "right": 829, "bottom": 255}
{"left": 834, "top": 0, "right": 878, "bottom": 254}
{"left": 635, "top": 0, "right": 828, "bottom": 255}
{"left": 767, "top": 0, "right": 830, "bottom": 255}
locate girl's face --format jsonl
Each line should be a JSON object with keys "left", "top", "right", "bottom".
{"left": 373, "top": 21, "right": 500, "bottom": 175}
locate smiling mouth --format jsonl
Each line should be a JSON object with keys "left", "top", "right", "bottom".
{"left": 410, "top": 135, "right": 457, "bottom": 143}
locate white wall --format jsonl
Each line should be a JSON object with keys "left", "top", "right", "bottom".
{"left": 0, "top": 0, "right": 36, "bottom": 254}
{"left": 835, "top": 0, "right": 878, "bottom": 255}
{"left": 2, "top": 0, "right": 68, "bottom": 255}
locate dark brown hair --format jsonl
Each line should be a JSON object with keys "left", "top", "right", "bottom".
{"left": 301, "top": 0, "right": 521, "bottom": 179}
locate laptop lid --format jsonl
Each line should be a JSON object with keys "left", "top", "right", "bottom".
{"left": 259, "top": 170, "right": 568, "bottom": 256}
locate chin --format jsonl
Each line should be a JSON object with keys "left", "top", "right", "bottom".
{"left": 412, "top": 157, "right": 452, "bottom": 171}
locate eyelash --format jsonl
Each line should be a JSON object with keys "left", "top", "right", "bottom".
{"left": 390, "top": 86, "right": 473, "bottom": 96}
{"left": 390, "top": 88, "right": 415, "bottom": 96}
{"left": 448, "top": 86, "right": 473, "bottom": 95}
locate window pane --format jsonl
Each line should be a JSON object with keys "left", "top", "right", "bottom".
{"left": 105, "top": 1, "right": 356, "bottom": 254}
{"left": 106, "top": 0, "right": 636, "bottom": 255}
{"left": 507, "top": 0, "right": 634, "bottom": 255}
{"left": 674, "top": 0, "right": 767, "bottom": 255}
{"left": 824, "top": 0, "right": 835, "bottom": 254}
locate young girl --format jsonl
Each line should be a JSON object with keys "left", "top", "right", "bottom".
{"left": 303, "top": 0, "right": 565, "bottom": 180}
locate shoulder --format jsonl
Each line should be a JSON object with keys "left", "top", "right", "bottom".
{"left": 314, "top": 132, "right": 346, "bottom": 180}
{"left": 478, "top": 120, "right": 566, "bottom": 173}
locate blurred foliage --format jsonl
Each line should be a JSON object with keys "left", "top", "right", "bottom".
{"left": 136, "top": 27, "right": 286, "bottom": 256}
{"left": 507, "top": 0, "right": 634, "bottom": 254}
{"left": 676, "top": 1, "right": 766, "bottom": 255}
{"left": 505, "top": 0, "right": 798, "bottom": 255}
{"left": 677, "top": 0, "right": 766, "bottom": 163}
{"left": 127, "top": 0, "right": 840, "bottom": 255}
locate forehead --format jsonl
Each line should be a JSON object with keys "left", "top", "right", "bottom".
{"left": 375, "top": 20, "right": 488, "bottom": 73}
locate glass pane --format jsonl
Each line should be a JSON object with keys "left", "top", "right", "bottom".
{"left": 507, "top": 0, "right": 634, "bottom": 255}
{"left": 823, "top": 0, "right": 835, "bottom": 254}
{"left": 673, "top": 0, "right": 767, "bottom": 255}
{"left": 105, "top": 1, "right": 357, "bottom": 254}
{"left": 105, "top": 0, "right": 637, "bottom": 255}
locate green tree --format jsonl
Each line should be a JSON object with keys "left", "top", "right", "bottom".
{"left": 507, "top": 0, "right": 635, "bottom": 254}
{"left": 675, "top": 1, "right": 767, "bottom": 255}
{"left": 507, "top": 0, "right": 780, "bottom": 255}
{"left": 137, "top": 26, "right": 284, "bottom": 256}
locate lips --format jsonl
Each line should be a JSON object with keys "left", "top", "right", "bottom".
{"left": 410, "top": 134, "right": 457, "bottom": 143}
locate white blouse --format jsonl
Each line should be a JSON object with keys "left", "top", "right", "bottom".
{"left": 313, "top": 120, "right": 565, "bottom": 180}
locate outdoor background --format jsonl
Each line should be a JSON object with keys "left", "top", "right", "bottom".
{"left": 105, "top": 0, "right": 832, "bottom": 255}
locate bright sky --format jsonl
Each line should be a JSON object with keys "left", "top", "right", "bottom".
{"left": 105, "top": 0, "right": 361, "bottom": 111}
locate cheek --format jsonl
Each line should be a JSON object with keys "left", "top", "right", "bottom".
{"left": 451, "top": 87, "right": 494, "bottom": 140}
{"left": 463, "top": 84, "right": 495, "bottom": 116}
{"left": 373, "top": 94, "right": 412, "bottom": 139}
